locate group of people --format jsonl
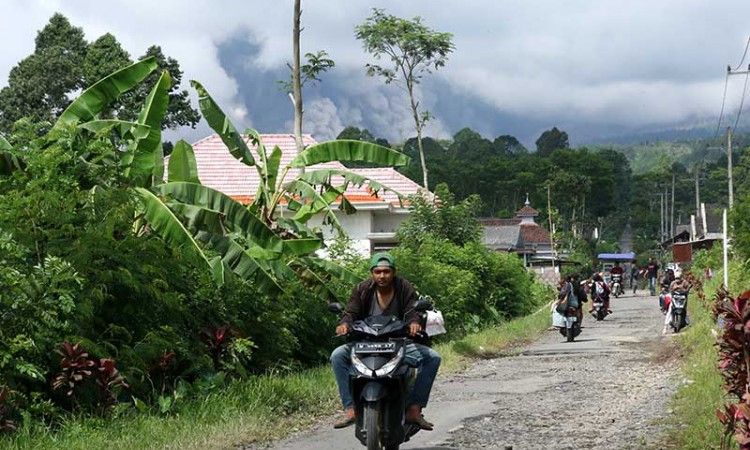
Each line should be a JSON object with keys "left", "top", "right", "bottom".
{"left": 328, "top": 252, "right": 696, "bottom": 432}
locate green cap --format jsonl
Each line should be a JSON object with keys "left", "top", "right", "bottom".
{"left": 369, "top": 252, "right": 396, "bottom": 270}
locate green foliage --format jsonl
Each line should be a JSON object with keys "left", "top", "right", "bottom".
{"left": 398, "top": 183, "right": 482, "bottom": 248}
{"left": 535, "top": 127, "right": 569, "bottom": 156}
{"left": 394, "top": 184, "right": 542, "bottom": 334}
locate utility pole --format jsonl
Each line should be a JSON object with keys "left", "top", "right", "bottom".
{"left": 660, "top": 188, "right": 665, "bottom": 243}
{"left": 727, "top": 126, "right": 734, "bottom": 209}
{"left": 670, "top": 172, "right": 675, "bottom": 238}
{"left": 694, "top": 163, "right": 700, "bottom": 218}
{"left": 547, "top": 185, "right": 557, "bottom": 274}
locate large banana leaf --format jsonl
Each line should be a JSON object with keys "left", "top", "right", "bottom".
{"left": 122, "top": 71, "right": 171, "bottom": 186}
{"left": 156, "top": 182, "right": 283, "bottom": 253}
{"left": 283, "top": 238, "right": 323, "bottom": 256}
{"left": 296, "top": 168, "right": 405, "bottom": 205}
{"left": 135, "top": 187, "right": 221, "bottom": 285}
{"left": 53, "top": 57, "right": 157, "bottom": 131}
{"left": 0, "top": 153, "right": 23, "bottom": 175}
{"left": 282, "top": 179, "right": 347, "bottom": 231}
{"left": 197, "top": 232, "right": 286, "bottom": 294}
{"left": 168, "top": 140, "right": 201, "bottom": 183}
{"left": 289, "top": 140, "right": 410, "bottom": 168}
{"left": 297, "top": 256, "right": 363, "bottom": 285}
{"left": 191, "top": 80, "right": 255, "bottom": 167}
{"left": 0, "top": 134, "right": 11, "bottom": 150}
{"left": 78, "top": 120, "right": 151, "bottom": 140}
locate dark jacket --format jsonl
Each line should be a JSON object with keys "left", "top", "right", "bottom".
{"left": 558, "top": 280, "right": 588, "bottom": 304}
{"left": 339, "top": 277, "right": 421, "bottom": 325}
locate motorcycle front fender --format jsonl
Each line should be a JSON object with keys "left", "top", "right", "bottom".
{"left": 360, "top": 381, "right": 388, "bottom": 402}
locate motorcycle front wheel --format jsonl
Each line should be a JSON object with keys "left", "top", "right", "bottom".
{"left": 364, "top": 401, "right": 382, "bottom": 450}
{"left": 673, "top": 312, "right": 684, "bottom": 333}
{"left": 566, "top": 325, "right": 575, "bottom": 342}
{"left": 596, "top": 309, "right": 605, "bottom": 321}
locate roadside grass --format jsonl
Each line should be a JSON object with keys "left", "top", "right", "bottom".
{"left": 0, "top": 302, "right": 553, "bottom": 450}
{"left": 668, "top": 263, "right": 750, "bottom": 450}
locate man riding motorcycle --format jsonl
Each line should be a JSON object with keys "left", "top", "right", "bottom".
{"left": 609, "top": 262, "right": 625, "bottom": 296}
{"left": 330, "top": 253, "right": 440, "bottom": 431}
{"left": 658, "top": 269, "right": 675, "bottom": 313}
{"left": 588, "top": 273, "right": 611, "bottom": 315}
{"left": 663, "top": 269, "right": 691, "bottom": 334}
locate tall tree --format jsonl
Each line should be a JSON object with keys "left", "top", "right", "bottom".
{"left": 280, "top": 0, "right": 335, "bottom": 158}
{"left": 535, "top": 127, "right": 569, "bottom": 157}
{"left": 119, "top": 46, "right": 200, "bottom": 130}
{"left": 0, "top": 14, "right": 199, "bottom": 133}
{"left": 356, "top": 9, "right": 454, "bottom": 190}
{"left": 0, "top": 13, "right": 88, "bottom": 131}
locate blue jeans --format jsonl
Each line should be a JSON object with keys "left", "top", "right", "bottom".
{"left": 330, "top": 342, "right": 441, "bottom": 410}
{"left": 649, "top": 277, "right": 657, "bottom": 295}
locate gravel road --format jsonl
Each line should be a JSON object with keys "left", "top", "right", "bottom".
{"left": 259, "top": 290, "right": 679, "bottom": 450}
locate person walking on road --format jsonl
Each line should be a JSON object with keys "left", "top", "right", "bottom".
{"left": 646, "top": 257, "right": 660, "bottom": 296}
{"left": 630, "top": 259, "right": 639, "bottom": 294}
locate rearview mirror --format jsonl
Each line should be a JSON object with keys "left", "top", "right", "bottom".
{"left": 414, "top": 297, "right": 433, "bottom": 312}
{"left": 327, "top": 302, "right": 344, "bottom": 314}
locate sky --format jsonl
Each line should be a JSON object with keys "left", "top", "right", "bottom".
{"left": 2, "top": 0, "right": 750, "bottom": 148}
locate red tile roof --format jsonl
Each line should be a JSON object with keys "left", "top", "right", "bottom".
{"left": 516, "top": 205, "right": 539, "bottom": 217}
{"left": 520, "top": 223, "right": 551, "bottom": 244}
{"left": 187, "top": 134, "right": 423, "bottom": 206}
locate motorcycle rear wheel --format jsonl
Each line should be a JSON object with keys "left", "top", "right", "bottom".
{"left": 364, "top": 401, "right": 382, "bottom": 450}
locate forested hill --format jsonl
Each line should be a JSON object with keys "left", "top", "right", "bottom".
{"left": 339, "top": 125, "right": 750, "bottom": 260}
{"left": 589, "top": 133, "right": 750, "bottom": 175}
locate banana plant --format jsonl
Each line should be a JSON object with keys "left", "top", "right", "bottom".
{"left": 49, "top": 59, "right": 411, "bottom": 300}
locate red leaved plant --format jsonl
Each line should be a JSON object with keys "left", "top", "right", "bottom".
{"left": 0, "top": 385, "right": 17, "bottom": 432}
{"left": 202, "top": 324, "right": 234, "bottom": 370}
{"left": 713, "top": 287, "right": 750, "bottom": 449}
{"left": 52, "top": 342, "right": 96, "bottom": 398}
{"left": 95, "top": 358, "right": 128, "bottom": 412}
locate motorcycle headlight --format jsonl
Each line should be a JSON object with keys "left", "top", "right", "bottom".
{"left": 375, "top": 347, "right": 404, "bottom": 377}
{"left": 350, "top": 350, "right": 373, "bottom": 377}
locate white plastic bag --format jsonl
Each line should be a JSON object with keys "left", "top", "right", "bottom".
{"left": 425, "top": 310, "right": 446, "bottom": 336}
{"left": 552, "top": 310, "right": 566, "bottom": 328}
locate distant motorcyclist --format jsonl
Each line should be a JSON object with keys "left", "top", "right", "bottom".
{"left": 588, "top": 273, "right": 611, "bottom": 315}
{"left": 558, "top": 273, "right": 588, "bottom": 325}
{"left": 609, "top": 262, "right": 625, "bottom": 295}
{"left": 663, "top": 269, "right": 691, "bottom": 334}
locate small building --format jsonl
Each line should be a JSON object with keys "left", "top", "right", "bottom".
{"left": 481, "top": 197, "right": 559, "bottom": 283}
{"left": 188, "top": 133, "right": 425, "bottom": 255}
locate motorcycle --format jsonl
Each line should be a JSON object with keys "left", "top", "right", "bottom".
{"left": 559, "top": 305, "right": 581, "bottom": 342}
{"left": 669, "top": 291, "right": 688, "bottom": 333}
{"left": 329, "top": 298, "right": 433, "bottom": 450}
{"left": 610, "top": 273, "right": 623, "bottom": 298}
{"left": 591, "top": 295, "right": 608, "bottom": 321}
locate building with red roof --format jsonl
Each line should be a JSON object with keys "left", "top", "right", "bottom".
{"left": 481, "top": 196, "right": 558, "bottom": 279}
{"left": 188, "top": 133, "right": 425, "bottom": 255}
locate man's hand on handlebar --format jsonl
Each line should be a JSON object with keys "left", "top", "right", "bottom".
{"left": 409, "top": 323, "right": 422, "bottom": 337}
{"left": 335, "top": 323, "right": 349, "bottom": 336}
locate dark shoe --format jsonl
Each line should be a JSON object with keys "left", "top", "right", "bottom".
{"left": 333, "top": 416, "right": 355, "bottom": 429}
{"left": 406, "top": 414, "right": 434, "bottom": 431}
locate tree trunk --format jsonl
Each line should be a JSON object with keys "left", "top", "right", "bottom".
{"left": 407, "top": 82, "right": 428, "bottom": 190}
{"left": 292, "top": 0, "right": 304, "bottom": 166}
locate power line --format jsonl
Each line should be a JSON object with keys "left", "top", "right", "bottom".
{"left": 733, "top": 70, "right": 750, "bottom": 131}
{"left": 733, "top": 36, "right": 750, "bottom": 71}
{"left": 714, "top": 69, "right": 730, "bottom": 139}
